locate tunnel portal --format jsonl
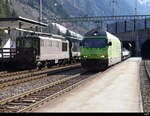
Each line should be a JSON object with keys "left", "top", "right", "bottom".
{"left": 141, "top": 39, "right": 150, "bottom": 59}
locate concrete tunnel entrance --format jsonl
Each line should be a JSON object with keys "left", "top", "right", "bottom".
{"left": 141, "top": 39, "right": 150, "bottom": 59}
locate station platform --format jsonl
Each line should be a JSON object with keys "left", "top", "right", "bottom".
{"left": 34, "top": 58, "right": 143, "bottom": 112}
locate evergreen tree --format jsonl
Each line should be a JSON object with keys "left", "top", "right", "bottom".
{"left": 0, "top": 0, "right": 14, "bottom": 17}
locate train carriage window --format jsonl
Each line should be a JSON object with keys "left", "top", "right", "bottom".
{"left": 48, "top": 40, "right": 52, "bottom": 47}
{"left": 62, "top": 42, "right": 67, "bottom": 51}
{"left": 56, "top": 41, "right": 59, "bottom": 48}
{"left": 40, "top": 40, "right": 44, "bottom": 47}
{"left": 51, "top": 41, "right": 53, "bottom": 47}
{"left": 53, "top": 41, "right": 55, "bottom": 47}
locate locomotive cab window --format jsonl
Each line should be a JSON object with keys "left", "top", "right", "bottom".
{"left": 72, "top": 42, "right": 80, "bottom": 52}
{"left": 40, "top": 40, "right": 44, "bottom": 47}
{"left": 24, "top": 39, "right": 32, "bottom": 48}
{"left": 17, "top": 38, "right": 32, "bottom": 48}
{"left": 56, "top": 41, "right": 59, "bottom": 48}
{"left": 48, "top": 40, "right": 52, "bottom": 47}
{"left": 62, "top": 42, "right": 67, "bottom": 51}
{"left": 82, "top": 38, "right": 107, "bottom": 48}
{"left": 17, "top": 37, "right": 40, "bottom": 49}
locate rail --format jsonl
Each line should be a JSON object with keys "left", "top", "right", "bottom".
{"left": 0, "top": 64, "right": 81, "bottom": 88}
{"left": 140, "top": 60, "right": 150, "bottom": 113}
{"left": 0, "top": 71, "right": 87, "bottom": 112}
{"left": 144, "top": 60, "right": 150, "bottom": 80}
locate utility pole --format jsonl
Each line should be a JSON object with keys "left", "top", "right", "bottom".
{"left": 135, "top": 0, "right": 137, "bottom": 15}
{"left": 111, "top": 0, "right": 118, "bottom": 16}
{"left": 39, "top": 0, "right": 43, "bottom": 32}
{"left": 39, "top": 0, "right": 42, "bottom": 23}
{"left": 134, "top": 0, "right": 140, "bottom": 56}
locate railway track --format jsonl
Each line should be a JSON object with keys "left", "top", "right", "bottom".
{"left": 0, "top": 70, "right": 36, "bottom": 78}
{"left": 0, "top": 63, "right": 80, "bottom": 78}
{"left": 0, "top": 58, "right": 128, "bottom": 112}
{"left": 140, "top": 60, "right": 150, "bottom": 113}
{"left": 0, "top": 64, "right": 81, "bottom": 89}
{"left": 144, "top": 60, "right": 150, "bottom": 79}
{"left": 0, "top": 70, "right": 90, "bottom": 112}
{"left": 0, "top": 71, "right": 7, "bottom": 75}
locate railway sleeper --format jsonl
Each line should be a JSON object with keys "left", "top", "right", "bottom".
{"left": 0, "top": 74, "right": 47, "bottom": 88}
{"left": 21, "top": 99, "right": 36, "bottom": 103}
{"left": 0, "top": 107, "right": 18, "bottom": 112}
{"left": 21, "top": 98, "right": 40, "bottom": 101}
{"left": 28, "top": 95, "right": 47, "bottom": 98}
{"left": 7, "top": 102, "right": 32, "bottom": 106}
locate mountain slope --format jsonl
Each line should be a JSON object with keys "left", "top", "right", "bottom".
{"left": 59, "top": 0, "right": 134, "bottom": 16}
{"left": 0, "top": 0, "right": 15, "bottom": 17}
{"left": 11, "top": 0, "right": 135, "bottom": 19}
{"left": 9, "top": 0, "right": 137, "bottom": 34}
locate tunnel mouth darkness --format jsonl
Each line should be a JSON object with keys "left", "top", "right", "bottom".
{"left": 141, "top": 40, "right": 150, "bottom": 59}
{"left": 122, "top": 41, "right": 135, "bottom": 57}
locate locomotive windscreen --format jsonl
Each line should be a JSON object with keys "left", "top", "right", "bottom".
{"left": 16, "top": 37, "right": 40, "bottom": 56}
{"left": 24, "top": 39, "right": 32, "bottom": 48}
{"left": 82, "top": 38, "right": 107, "bottom": 48}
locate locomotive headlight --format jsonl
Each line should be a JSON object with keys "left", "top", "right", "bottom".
{"left": 36, "top": 56, "right": 40, "bottom": 59}
{"left": 83, "top": 56, "right": 88, "bottom": 58}
{"left": 101, "top": 55, "right": 105, "bottom": 58}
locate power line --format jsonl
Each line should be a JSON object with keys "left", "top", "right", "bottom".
{"left": 50, "top": 15, "right": 150, "bottom": 23}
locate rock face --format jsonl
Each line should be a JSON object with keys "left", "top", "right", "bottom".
{"left": 8, "top": 0, "right": 147, "bottom": 34}
{"left": 2, "top": 0, "right": 150, "bottom": 21}
{"left": 10, "top": 0, "right": 134, "bottom": 20}
{"left": 7, "top": 0, "right": 134, "bottom": 33}
{"left": 59, "top": 0, "right": 134, "bottom": 16}
{"left": 9, "top": 0, "right": 150, "bottom": 20}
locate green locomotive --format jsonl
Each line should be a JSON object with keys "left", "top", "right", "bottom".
{"left": 80, "top": 30, "right": 122, "bottom": 71}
